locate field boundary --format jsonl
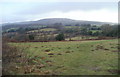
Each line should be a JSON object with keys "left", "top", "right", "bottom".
{"left": 9, "top": 38, "right": 117, "bottom": 43}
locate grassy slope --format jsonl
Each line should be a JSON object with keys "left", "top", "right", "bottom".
{"left": 27, "top": 28, "right": 57, "bottom": 33}
{"left": 10, "top": 39, "right": 118, "bottom": 75}
{"left": 40, "top": 28, "right": 57, "bottom": 31}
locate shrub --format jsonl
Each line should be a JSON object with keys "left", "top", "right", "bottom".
{"left": 29, "top": 34, "right": 34, "bottom": 41}
{"left": 55, "top": 33, "right": 65, "bottom": 41}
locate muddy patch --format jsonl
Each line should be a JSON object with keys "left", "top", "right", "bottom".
{"left": 91, "top": 50, "right": 94, "bottom": 51}
{"left": 104, "top": 48, "right": 109, "bottom": 51}
{"left": 112, "top": 50, "right": 119, "bottom": 52}
{"left": 44, "top": 49, "right": 50, "bottom": 52}
{"left": 57, "top": 53, "right": 62, "bottom": 55}
{"left": 96, "top": 45, "right": 104, "bottom": 49}
{"left": 48, "top": 53, "right": 54, "bottom": 55}
{"left": 65, "top": 51, "right": 71, "bottom": 53}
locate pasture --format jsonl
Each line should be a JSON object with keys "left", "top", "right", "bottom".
{"left": 9, "top": 39, "right": 118, "bottom": 75}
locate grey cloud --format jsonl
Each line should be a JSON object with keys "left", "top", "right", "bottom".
{"left": 1, "top": 2, "right": 117, "bottom": 23}
{"left": 16, "top": 2, "right": 117, "bottom": 15}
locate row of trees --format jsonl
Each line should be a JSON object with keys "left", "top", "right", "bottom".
{"left": 3, "top": 33, "right": 65, "bottom": 42}
{"left": 64, "top": 24, "right": 118, "bottom": 37}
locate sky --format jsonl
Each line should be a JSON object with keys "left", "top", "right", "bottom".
{"left": 0, "top": 0, "right": 119, "bottom": 24}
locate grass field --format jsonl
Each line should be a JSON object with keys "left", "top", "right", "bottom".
{"left": 64, "top": 26, "right": 80, "bottom": 29}
{"left": 27, "top": 28, "right": 57, "bottom": 33}
{"left": 65, "top": 36, "right": 98, "bottom": 40}
{"left": 10, "top": 39, "right": 118, "bottom": 75}
{"left": 91, "top": 30, "right": 102, "bottom": 33}
{"left": 40, "top": 28, "right": 57, "bottom": 31}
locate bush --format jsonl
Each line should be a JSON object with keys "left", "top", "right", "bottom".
{"left": 29, "top": 34, "right": 34, "bottom": 41}
{"left": 55, "top": 33, "right": 65, "bottom": 41}
{"left": 2, "top": 39, "right": 28, "bottom": 75}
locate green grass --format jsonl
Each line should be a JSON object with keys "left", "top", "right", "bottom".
{"left": 64, "top": 26, "right": 80, "bottom": 29}
{"left": 66, "top": 36, "right": 98, "bottom": 40}
{"left": 40, "top": 28, "right": 57, "bottom": 31}
{"left": 27, "top": 28, "right": 57, "bottom": 33}
{"left": 91, "top": 30, "right": 102, "bottom": 33}
{"left": 10, "top": 39, "right": 118, "bottom": 75}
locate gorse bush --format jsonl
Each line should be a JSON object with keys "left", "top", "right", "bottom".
{"left": 2, "top": 39, "right": 29, "bottom": 75}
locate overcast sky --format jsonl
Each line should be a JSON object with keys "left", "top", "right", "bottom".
{"left": 0, "top": 0, "right": 119, "bottom": 24}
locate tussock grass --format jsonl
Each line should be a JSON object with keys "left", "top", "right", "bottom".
{"left": 8, "top": 39, "right": 118, "bottom": 75}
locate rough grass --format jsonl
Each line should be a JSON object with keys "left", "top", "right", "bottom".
{"left": 40, "top": 28, "right": 57, "bottom": 31}
{"left": 65, "top": 36, "right": 98, "bottom": 40}
{"left": 64, "top": 26, "right": 80, "bottom": 29}
{"left": 28, "top": 28, "right": 57, "bottom": 33}
{"left": 90, "top": 30, "right": 102, "bottom": 33}
{"left": 9, "top": 39, "right": 118, "bottom": 75}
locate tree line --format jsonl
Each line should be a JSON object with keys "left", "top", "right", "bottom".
{"left": 2, "top": 24, "right": 118, "bottom": 42}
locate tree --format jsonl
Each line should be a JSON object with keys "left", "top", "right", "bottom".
{"left": 75, "top": 24, "right": 80, "bottom": 26}
{"left": 93, "top": 31, "right": 100, "bottom": 36}
{"left": 53, "top": 23, "right": 64, "bottom": 30}
{"left": 80, "top": 28, "right": 88, "bottom": 35}
{"left": 101, "top": 24, "right": 117, "bottom": 37}
{"left": 81, "top": 24, "right": 91, "bottom": 28}
{"left": 55, "top": 33, "right": 65, "bottom": 41}
{"left": 29, "top": 34, "right": 34, "bottom": 40}
{"left": 87, "top": 31, "right": 92, "bottom": 35}
{"left": 17, "top": 28, "right": 26, "bottom": 34}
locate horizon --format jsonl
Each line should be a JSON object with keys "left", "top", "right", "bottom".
{"left": 1, "top": 18, "right": 117, "bottom": 25}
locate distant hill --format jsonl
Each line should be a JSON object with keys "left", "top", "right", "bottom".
{"left": 2, "top": 18, "right": 113, "bottom": 31}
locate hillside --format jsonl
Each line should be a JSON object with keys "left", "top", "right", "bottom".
{"left": 2, "top": 18, "right": 112, "bottom": 31}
